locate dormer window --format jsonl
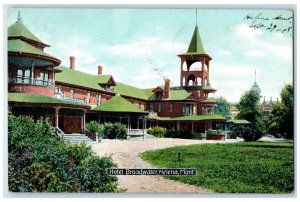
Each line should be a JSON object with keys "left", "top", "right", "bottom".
{"left": 152, "top": 86, "right": 164, "bottom": 100}
{"left": 155, "top": 92, "right": 163, "bottom": 100}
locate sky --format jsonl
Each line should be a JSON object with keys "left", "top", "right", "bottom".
{"left": 7, "top": 8, "right": 293, "bottom": 102}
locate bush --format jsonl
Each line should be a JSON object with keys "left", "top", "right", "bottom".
{"left": 241, "top": 124, "right": 262, "bottom": 141}
{"left": 103, "top": 122, "right": 127, "bottom": 139}
{"left": 165, "top": 128, "right": 193, "bottom": 139}
{"left": 86, "top": 121, "right": 104, "bottom": 138}
{"left": 147, "top": 126, "right": 167, "bottom": 138}
{"left": 8, "top": 114, "right": 118, "bottom": 192}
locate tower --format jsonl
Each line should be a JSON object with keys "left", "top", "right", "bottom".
{"left": 177, "top": 21, "right": 215, "bottom": 99}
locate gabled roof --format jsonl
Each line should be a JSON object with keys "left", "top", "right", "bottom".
{"left": 93, "top": 94, "right": 148, "bottom": 114}
{"left": 8, "top": 92, "right": 89, "bottom": 108}
{"left": 114, "top": 82, "right": 154, "bottom": 100}
{"left": 55, "top": 66, "right": 114, "bottom": 92}
{"left": 8, "top": 21, "right": 48, "bottom": 46}
{"left": 152, "top": 86, "right": 164, "bottom": 92}
{"left": 165, "top": 89, "right": 193, "bottom": 101}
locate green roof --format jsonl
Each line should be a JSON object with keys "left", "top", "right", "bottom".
{"left": 149, "top": 114, "right": 226, "bottom": 121}
{"left": 227, "top": 119, "right": 251, "bottom": 124}
{"left": 201, "top": 98, "right": 217, "bottom": 103}
{"left": 93, "top": 94, "right": 148, "bottom": 113}
{"left": 114, "top": 82, "right": 153, "bottom": 100}
{"left": 8, "top": 39, "right": 54, "bottom": 58}
{"left": 186, "top": 26, "right": 206, "bottom": 54}
{"left": 8, "top": 92, "right": 89, "bottom": 108}
{"left": 170, "top": 86, "right": 216, "bottom": 91}
{"left": 55, "top": 66, "right": 113, "bottom": 91}
{"left": 8, "top": 21, "right": 44, "bottom": 44}
{"left": 165, "top": 89, "right": 192, "bottom": 101}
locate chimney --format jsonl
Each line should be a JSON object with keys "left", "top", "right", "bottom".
{"left": 163, "top": 78, "right": 170, "bottom": 99}
{"left": 70, "top": 56, "right": 75, "bottom": 70}
{"left": 98, "top": 66, "right": 103, "bottom": 75}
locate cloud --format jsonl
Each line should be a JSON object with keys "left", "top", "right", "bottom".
{"left": 245, "top": 50, "right": 267, "bottom": 57}
{"left": 103, "top": 37, "right": 161, "bottom": 57}
{"left": 218, "top": 50, "right": 232, "bottom": 56}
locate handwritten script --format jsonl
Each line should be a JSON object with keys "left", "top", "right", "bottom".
{"left": 244, "top": 13, "right": 293, "bottom": 35}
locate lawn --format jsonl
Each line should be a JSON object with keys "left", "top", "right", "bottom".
{"left": 141, "top": 142, "right": 294, "bottom": 193}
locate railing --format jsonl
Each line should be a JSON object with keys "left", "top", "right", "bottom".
{"left": 104, "top": 87, "right": 115, "bottom": 93}
{"left": 9, "top": 76, "right": 53, "bottom": 87}
{"left": 52, "top": 127, "right": 65, "bottom": 140}
{"left": 127, "top": 129, "right": 147, "bottom": 140}
{"left": 128, "top": 129, "right": 147, "bottom": 135}
{"left": 63, "top": 96, "right": 86, "bottom": 104}
{"left": 84, "top": 128, "right": 97, "bottom": 141}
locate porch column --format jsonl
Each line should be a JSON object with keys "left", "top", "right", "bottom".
{"left": 31, "top": 59, "right": 34, "bottom": 85}
{"left": 54, "top": 107, "right": 61, "bottom": 128}
{"left": 137, "top": 117, "right": 140, "bottom": 129}
{"left": 127, "top": 115, "right": 130, "bottom": 134}
{"left": 82, "top": 109, "right": 86, "bottom": 134}
{"left": 177, "top": 121, "right": 180, "bottom": 129}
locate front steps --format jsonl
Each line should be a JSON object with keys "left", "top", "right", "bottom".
{"left": 63, "top": 134, "right": 95, "bottom": 146}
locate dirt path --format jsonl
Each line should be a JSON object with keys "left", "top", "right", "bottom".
{"left": 91, "top": 137, "right": 241, "bottom": 193}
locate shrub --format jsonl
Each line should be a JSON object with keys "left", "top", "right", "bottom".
{"left": 165, "top": 128, "right": 193, "bottom": 139}
{"left": 103, "top": 122, "right": 127, "bottom": 139}
{"left": 147, "top": 126, "right": 167, "bottom": 138}
{"left": 86, "top": 121, "right": 104, "bottom": 138}
{"left": 8, "top": 114, "right": 118, "bottom": 192}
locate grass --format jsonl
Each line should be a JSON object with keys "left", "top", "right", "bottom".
{"left": 141, "top": 142, "right": 294, "bottom": 193}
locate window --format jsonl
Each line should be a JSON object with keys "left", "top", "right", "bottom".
{"left": 158, "top": 104, "right": 162, "bottom": 112}
{"left": 169, "top": 103, "right": 173, "bottom": 112}
{"left": 40, "top": 71, "right": 49, "bottom": 86}
{"left": 24, "top": 70, "right": 31, "bottom": 84}
{"left": 97, "top": 94, "right": 102, "bottom": 105}
{"left": 139, "top": 102, "right": 142, "bottom": 108}
{"left": 183, "top": 104, "right": 193, "bottom": 116}
{"left": 155, "top": 92, "right": 162, "bottom": 100}
{"left": 17, "top": 69, "right": 31, "bottom": 84}
{"left": 70, "top": 88, "right": 74, "bottom": 98}
{"left": 87, "top": 92, "right": 91, "bottom": 104}
{"left": 17, "top": 70, "right": 23, "bottom": 83}
{"left": 149, "top": 103, "right": 154, "bottom": 112}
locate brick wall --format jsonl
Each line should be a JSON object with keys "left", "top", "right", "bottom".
{"left": 9, "top": 84, "right": 55, "bottom": 97}
{"left": 150, "top": 102, "right": 185, "bottom": 117}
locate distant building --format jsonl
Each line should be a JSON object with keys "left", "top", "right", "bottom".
{"left": 229, "top": 102, "right": 239, "bottom": 118}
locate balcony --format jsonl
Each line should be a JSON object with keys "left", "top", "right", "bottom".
{"left": 9, "top": 76, "right": 53, "bottom": 87}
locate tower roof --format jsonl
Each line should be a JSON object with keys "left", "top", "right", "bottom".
{"left": 8, "top": 13, "right": 49, "bottom": 48}
{"left": 187, "top": 26, "right": 206, "bottom": 54}
{"left": 250, "top": 82, "right": 261, "bottom": 95}
{"left": 8, "top": 21, "right": 43, "bottom": 43}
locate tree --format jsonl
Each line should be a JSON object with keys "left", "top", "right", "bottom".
{"left": 214, "top": 96, "right": 230, "bottom": 119}
{"left": 236, "top": 90, "right": 265, "bottom": 141}
{"left": 268, "top": 84, "right": 293, "bottom": 139}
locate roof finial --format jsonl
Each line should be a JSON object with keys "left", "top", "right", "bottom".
{"left": 196, "top": 9, "right": 198, "bottom": 26}
{"left": 17, "top": 10, "right": 22, "bottom": 23}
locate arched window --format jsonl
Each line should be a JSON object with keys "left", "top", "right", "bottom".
{"left": 189, "top": 61, "right": 201, "bottom": 71}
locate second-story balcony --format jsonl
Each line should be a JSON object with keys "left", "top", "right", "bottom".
{"left": 9, "top": 76, "right": 54, "bottom": 87}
